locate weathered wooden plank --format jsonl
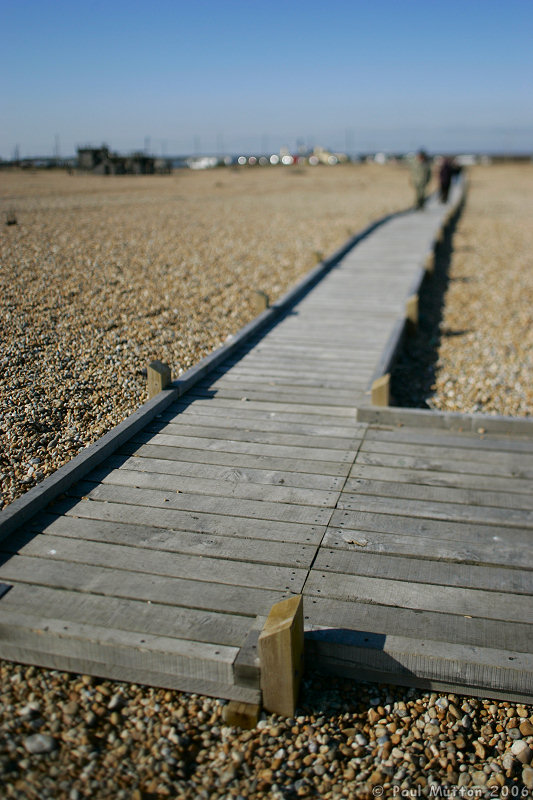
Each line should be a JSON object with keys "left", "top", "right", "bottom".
{"left": 130, "top": 432, "right": 357, "bottom": 466}
{"left": 304, "top": 596, "right": 533, "bottom": 654}
{"left": 189, "top": 385, "right": 360, "bottom": 408}
{"left": 305, "top": 628, "right": 533, "bottom": 698}
{"left": 337, "top": 492, "right": 533, "bottom": 528}
{"left": 355, "top": 450, "right": 533, "bottom": 479}
{"left": 164, "top": 399, "right": 361, "bottom": 428}
{"left": 214, "top": 356, "right": 377, "bottom": 372}
{"left": 323, "top": 528, "right": 533, "bottom": 569}
{"left": 112, "top": 453, "right": 345, "bottom": 491}
{"left": 147, "top": 421, "right": 362, "bottom": 452}
{"left": 365, "top": 426, "right": 533, "bottom": 454}
{"left": 330, "top": 509, "right": 533, "bottom": 550}
{"left": 158, "top": 410, "right": 363, "bottom": 439}
{"left": 343, "top": 477, "right": 533, "bottom": 510}
{"left": 360, "top": 440, "right": 533, "bottom": 474}
{"left": 164, "top": 395, "right": 357, "bottom": 418}
{"left": 1, "top": 583, "right": 252, "bottom": 646}
{"left": 119, "top": 442, "right": 351, "bottom": 477}
{"left": 0, "top": 552, "right": 294, "bottom": 611}
{"left": 70, "top": 481, "right": 334, "bottom": 526}
{"left": 0, "top": 608, "right": 236, "bottom": 681}
{"left": 89, "top": 466, "right": 340, "bottom": 508}
{"left": 304, "top": 571, "right": 533, "bottom": 623}
{"left": 2, "top": 530, "right": 308, "bottom": 590}
{"left": 0, "top": 610, "right": 260, "bottom": 702}
{"left": 54, "top": 497, "right": 326, "bottom": 544}
{"left": 27, "top": 513, "right": 317, "bottom": 567}
{"left": 313, "top": 548, "right": 533, "bottom": 593}
{"left": 348, "top": 463, "right": 533, "bottom": 496}
{"left": 207, "top": 371, "right": 365, "bottom": 390}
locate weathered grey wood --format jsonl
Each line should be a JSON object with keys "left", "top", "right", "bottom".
{"left": 360, "top": 439, "right": 533, "bottom": 471}
{"left": 305, "top": 628, "right": 533, "bottom": 698}
{"left": 89, "top": 466, "right": 341, "bottom": 508}
{"left": 303, "top": 595, "right": 532, "bottom": 653}
{"left": 1, "top": 583, "right": 252, "bottom": 645}
{"left": 27, "top": 513, "right": 317, "bottom": 567}
{"left": 344, "top": 477, "right": 533, "bottom": 510}
{"left": 205, "top": 371, "right": 365, "bottom": 390}
{"left": 303, "top": 571, "right": 533, "bottom": 623}
{"left": 0, "top": 608, "right": 236, "bottom": 681}
{"left": 337, "top": 492, "right": 533, "bottom": 528}
{"left": 194, "top": 384, "right": 360, "bottom": 408}
{"left": 312, "top": 548, "right": 533, "bottom": 593}
{"left": 365, "top": 426, "right": 533, "bottom": 454}
{"left": 130, "top": 432, "right": 357, "bottom": 466}
{"left": 1, "top": 533, "right": 307, "bottom": 593}
{"left": 323, "top": 528, "right": 533, "bottom": 569}
{"left": 157, "top": 410, "right": 363, "bottom": 439}
{"left": 147, "top": 421, "right": 362, "bottom": 451}
{"left": 0, "top": 609, "right": 260, "bottom": 702}
{"left": 70, "top": 481, "right": 334, "bottom": 526}
{"left": 54, "top": 497, "right": 326, "bottom": 544}
{"left": 356, "top": 404, "right": 533, "bottom": 436}
{"left": 120, "top": 442, "right": 352, "bottom": 477}
{"left": 348, "top": 463, "right": 533, "bottom": 495}
{"left": 165, "top": 400, "right": 361, "bottom": 428}
{"left": 0, "top": 554, "right": 294, "bottom": 613}
{"left": 330, "top": 509, "right": 533, "bottom": 549}
{"left": 163, "top": 395, "right": 357, "bottom": 417}
{"left": 355, "top": 450, "right": 533, "bottom": 479}
{"left": 111, "top": 453, "right": 345, "bottom": 491}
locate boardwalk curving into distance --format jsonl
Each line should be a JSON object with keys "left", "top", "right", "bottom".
{"left": 1, "top": 179, "right": 532, "bottom": 706}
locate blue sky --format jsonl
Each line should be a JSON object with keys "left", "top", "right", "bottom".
{"left": 2, "top": 0, "right": 533, "bottom": 158}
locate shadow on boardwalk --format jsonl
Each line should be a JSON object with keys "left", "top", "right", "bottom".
{"left": 390, "top": 202, "right": 465, "bottom": 408}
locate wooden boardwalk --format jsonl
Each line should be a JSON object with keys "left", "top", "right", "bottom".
{"left": 1, "top": 181, "right": 532, "bottom": 705}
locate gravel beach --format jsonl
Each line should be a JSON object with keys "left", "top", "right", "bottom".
{"left": 1, "top": 163, "right": 532, "bottom": 798}
{"left": 430, "top": 164, "right": 532, "bottom": 417}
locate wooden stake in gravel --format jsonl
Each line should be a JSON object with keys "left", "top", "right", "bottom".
{"left": 147, "top": 360, "right": 171, "bottom": 398}
{"left": 259, "top": 594, "right": 304, "bottom": 717}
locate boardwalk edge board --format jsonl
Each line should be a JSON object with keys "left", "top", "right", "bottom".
{"left": 304, "top": 627, "right": 533, "bottom": 701}
{"left": 356, "top": 404, "right": 533, "bottom": 436}
{"left": 0, "top": 210, "right": 401, "bottom": 542}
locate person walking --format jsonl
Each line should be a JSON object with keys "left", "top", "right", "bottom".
{"left": 438, "top": 156, "right": 455, "bottom": 203}
{"left": 410, "top": 150, "right": 431, "bottom": 209}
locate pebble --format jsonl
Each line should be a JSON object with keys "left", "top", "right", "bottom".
{"left": 511, "top": 739, "right": 532, "bottom": 764}
{"left": 2, "top": 659, "right": 532, "bottom": 798}
{"left": 23, "top": 733, "right": 57, "bottom": 754}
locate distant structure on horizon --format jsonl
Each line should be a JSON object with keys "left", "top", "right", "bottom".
{"left": 77, "top": 146, "right": 172, "bottom": 175}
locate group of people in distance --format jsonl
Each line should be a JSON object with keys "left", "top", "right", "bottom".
{"left": 410, "top": 150, "right": 460, "bottom": 210}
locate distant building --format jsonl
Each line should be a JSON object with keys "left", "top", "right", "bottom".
{"left": 77, "top": 146, "right": 172, "bottom": 174}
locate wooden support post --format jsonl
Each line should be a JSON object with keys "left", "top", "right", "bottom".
{"left": 258, "top": 595, "right": 304, "bottom": 717}
{"left": 406, "top": 294, "right": 419, "bottom": 334}
{"left": 371, "top": 373, "right": 390, "bottom": 407}
{"left": 147, "top": 360, "right": 171, "bottom": 398}
{"left": 252, "top": 290, "right": 269, "bottom": 315}
{"left": 222, "top": 700, "right": 261, "bottom": 729}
